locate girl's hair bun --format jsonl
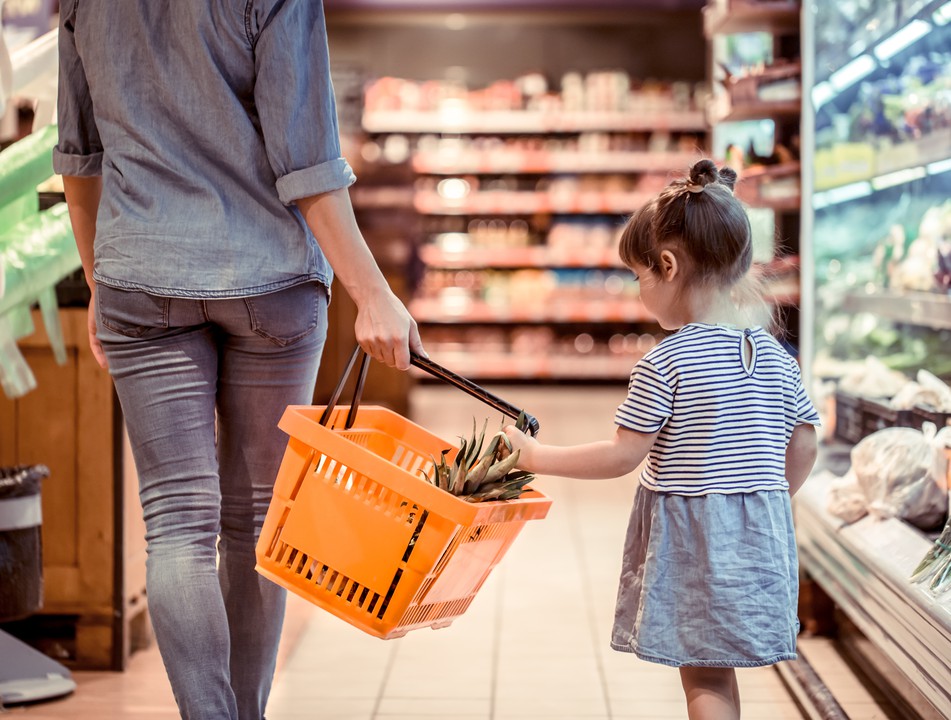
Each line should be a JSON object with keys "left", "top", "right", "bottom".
{"left": 688, "top": 159, "right": 739, "bottom": 192}
{"left": 689, "top": 159, "right": 719, "bottom": 187}
{"left": 717, "top": 166, "right": 738, "bottom": 191}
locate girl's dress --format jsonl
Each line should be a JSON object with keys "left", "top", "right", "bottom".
{"left": 610, "top": 323, "right": 820, "bottom": 668}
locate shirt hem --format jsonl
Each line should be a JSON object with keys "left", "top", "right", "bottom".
{"left": 93, "top": 273, "right": 331, "bottom": 299}
{"left": 637, "top": 478, "right": 789, "bottom": 496}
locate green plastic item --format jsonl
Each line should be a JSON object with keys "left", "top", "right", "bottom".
{"left": 0, "top": 123, "right": 56, "bottom": 213}
{"left": 0, "top": 203, "right": 79, "bottom": 399}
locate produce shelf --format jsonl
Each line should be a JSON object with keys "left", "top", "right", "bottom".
{"left": 842, "top": 290, "right": 951, "bottom": 331}
{"left": 412, "top": 151, "right": 702, "bottom": 176}
{"left": 703, "top": 0, "right": 800, "bottom": 37}
{"left": 362, "top": 109, "right": 708, "bottom": 135}
{"left": 814, "top": 128, "right": 951, "bottom": 194}
{"left": 795, "top": 470, "right": 951, "bottom": 718}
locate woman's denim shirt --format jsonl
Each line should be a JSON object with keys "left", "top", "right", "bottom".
{"left": 52, "top": 0, "right": 355, "bottom": 298}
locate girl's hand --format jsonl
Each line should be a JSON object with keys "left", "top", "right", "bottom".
{"left": 503, "top": 424, "right": 537, "bottom": 471}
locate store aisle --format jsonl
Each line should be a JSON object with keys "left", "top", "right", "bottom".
{"left": 5, "top": 385, "right": 804, "bottom": 720}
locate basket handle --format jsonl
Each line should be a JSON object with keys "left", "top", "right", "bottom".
{"left": 409, "top": 352, "right": 539, "bottom": 436}
{"left": 320, "top": 345, "right": 539, "bottom": 436}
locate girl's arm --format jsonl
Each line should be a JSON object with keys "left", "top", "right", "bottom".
{"left": 503, "top": 425, "right": 657, "bottom": 480}
{"left": 786, "top": 423, "right": 818, "bottom": 496}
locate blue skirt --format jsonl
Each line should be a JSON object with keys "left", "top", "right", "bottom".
{"left": 611, "top": 485, "right": 799, "bottom": 668}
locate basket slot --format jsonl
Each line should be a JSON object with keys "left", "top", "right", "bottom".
{"left": 264, "top": 509, "right": 290, "bottom": 558}
{"left": 276, "top": 546, "right": 386, "bottom": 616}
{"left": 284, "top": 548, "right": 299, "bottom": 570}
{"left": 391, "top": 443, "right": 428, "bottom": 476}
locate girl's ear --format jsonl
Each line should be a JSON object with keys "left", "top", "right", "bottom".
{"left": 658, "top": 249, "right": 680, "bottom": 281}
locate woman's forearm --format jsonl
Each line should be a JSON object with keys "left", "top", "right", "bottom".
{"left": 62, "top": 175, "right": 102, "bottom": 287}
{"left": 295, "top": 187, "right": 423, "bottom": 369}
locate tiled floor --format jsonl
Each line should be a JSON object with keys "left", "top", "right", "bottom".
{"left": 6, "top": 385, "right": 808, "bottom": 719}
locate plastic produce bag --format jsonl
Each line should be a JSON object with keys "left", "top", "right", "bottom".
{"left": 850, "top": 425, "right": 950, "bottom": 530}
{"left": 826, "top": 472, "right": 868, "bottom": 524}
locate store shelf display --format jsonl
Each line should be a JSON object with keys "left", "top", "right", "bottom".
{"left": 363, "top": 70, "right": 709, "bottom": 381}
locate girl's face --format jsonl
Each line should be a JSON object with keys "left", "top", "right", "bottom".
{"left": 630, "top": 260, "right": 686, "bottom": 331}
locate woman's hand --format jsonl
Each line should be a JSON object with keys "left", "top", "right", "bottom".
{"left": 353, "top": 285, "right": 424, "bottom": 370}
{"left": 86, "top": 285, "right": 108, "bottom": 369}
{"left": 296, "top": 188, "right": 426, "bottom": 370}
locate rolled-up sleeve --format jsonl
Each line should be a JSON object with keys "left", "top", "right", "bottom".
{"left": 52, "top": 5, "right": 103, "bottom": 177}
{"left": 253, "top": 1, "right": 356, "bottom": 205}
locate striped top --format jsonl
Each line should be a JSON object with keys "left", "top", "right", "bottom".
{"left": 615, "top": 323, "right": 820, "bottom": 496}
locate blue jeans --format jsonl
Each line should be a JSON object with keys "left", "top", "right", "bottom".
{"left": 96, "top": 282, "right": 328, "bottom": 720}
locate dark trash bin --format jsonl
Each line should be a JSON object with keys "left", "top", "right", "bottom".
{"left": 0, "top": 465, "right": 49, "bottom": 621}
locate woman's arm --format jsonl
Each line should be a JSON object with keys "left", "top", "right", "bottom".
{"left": 503, "top": 424, "right": 657, "bottom": 480}
{"left": 296, "top": 188, "right": 424, "bottom": 370}
{"left": 786, "top": 423, "right": 818, "bottom": 496}
{"left": 62, "top": 174, "right": 107, "bottom": 369}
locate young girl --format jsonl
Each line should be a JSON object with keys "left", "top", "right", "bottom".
{"left": 504, "top": 159, "right": 819, "bottom": 720}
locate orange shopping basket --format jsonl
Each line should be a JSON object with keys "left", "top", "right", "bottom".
{"left": 255, "top": 347, "right": 551, "bottom": 639}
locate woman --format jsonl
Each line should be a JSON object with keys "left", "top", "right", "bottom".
{"left": 54, "top": 2, "right": 422, "bottom": 718}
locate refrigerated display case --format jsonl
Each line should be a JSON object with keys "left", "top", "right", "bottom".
{"left": 797, "top": 2, "right": 951, "bottom": 717}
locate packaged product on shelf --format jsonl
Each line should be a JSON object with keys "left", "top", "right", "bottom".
{"left": 830, "top": 425, "right": 951, "bottom": 530}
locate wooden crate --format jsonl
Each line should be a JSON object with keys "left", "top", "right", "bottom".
{"left": 0, "top": 308, "right": 147, "bottom": 670}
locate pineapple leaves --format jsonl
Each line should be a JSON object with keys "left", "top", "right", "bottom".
{"left": 416, "top": 417, "right": 535, "bottom": 503}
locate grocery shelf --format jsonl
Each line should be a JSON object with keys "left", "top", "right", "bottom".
{"left": 409, "top": 298, "right": 654, "bottom": 324}
{"left": 410, "top": 349, "right": 641, "bottom": 382}
{"left": 842, "top": 290, "right": 951, "bottom": 331}
{"left": 708, "top": 96, "right": 801, "bottom": 124}
{"left": 412, "top": 151, "right": 702, "bottom": 176}
{"left": 419, "top": 245, "right": 624, "bottom": 269}
{"left": 703, "top": 0, "right": 800, "bottom": 37}
{"left": 362, "top": 109, "right": 708, "bottom": 135}
{"left": 795, "top": 470, "right": 951, "bottom": 718}
{"left": 414, "top": 190, "right": 653, "bottom": 215}
{"left": 349, "top": 186, "right": 415, "bottom": 210}
{"left": 736, "top": 163, "right": 801, "bottom": 210}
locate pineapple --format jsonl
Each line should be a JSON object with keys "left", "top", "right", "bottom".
{"left": 420, "top": 412, "right": 535, "bottom": 502}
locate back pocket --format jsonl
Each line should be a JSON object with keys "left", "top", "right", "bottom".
{"left": 244, "top": 282, "right": 326, "bottom": 346}
{"left": 97, "top": 285, "right": 170, "bottom": 338}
